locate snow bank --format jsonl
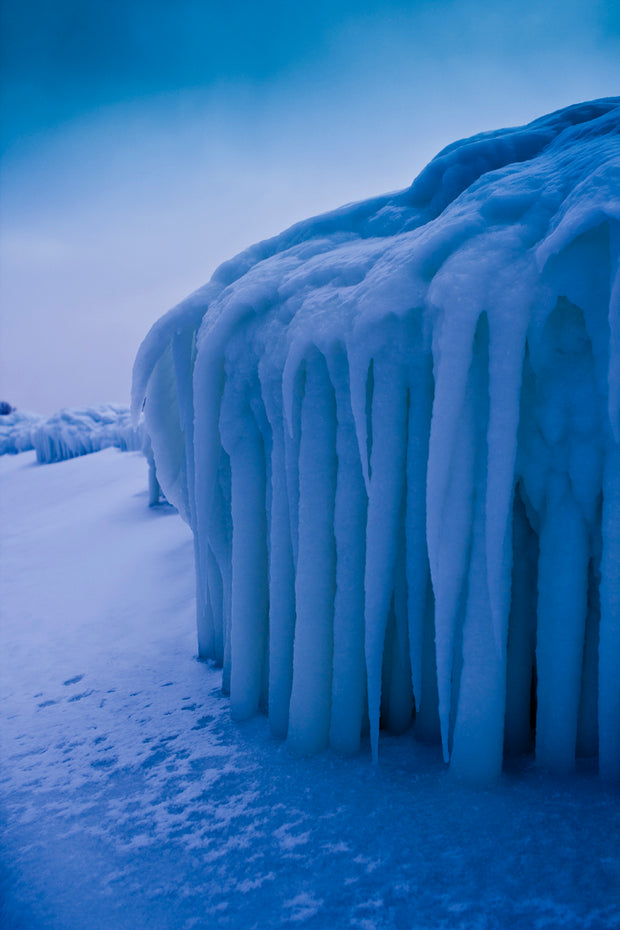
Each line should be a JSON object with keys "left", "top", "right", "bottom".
{"left": 133, "top": 99, "right": 620, "bottom": 781}
{"left": 0, "top": 404, "right": 144, "bottom": 463}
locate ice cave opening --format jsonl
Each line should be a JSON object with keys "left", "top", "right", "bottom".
{"left": 133, "top": 98, "right": 620, "bottom": 782}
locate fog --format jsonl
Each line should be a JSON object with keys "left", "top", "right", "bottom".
{"left": 1, "top": 0, "right": 618, "bottom": 413}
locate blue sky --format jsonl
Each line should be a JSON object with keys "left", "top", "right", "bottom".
{"left": 1, "top": 0, "right": 619, "bottom": 412}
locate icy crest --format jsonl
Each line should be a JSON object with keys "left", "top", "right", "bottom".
{"left": 133, "top": 99, "right": 620, "bottom": 780}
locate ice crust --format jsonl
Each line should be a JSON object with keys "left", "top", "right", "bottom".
{"left": 133, "top": 99, "right": 620, "bottom": 781}
{"left": 0, "top": 404, "right": 143, "bottom": 462}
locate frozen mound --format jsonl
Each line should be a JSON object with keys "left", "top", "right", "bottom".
{"left": 133, "top": 99, "right": 620, "bottom": 782}
{"left": 32, "top": 404, "right": 144, "bottom": 464}
{"left": 0, "top": 409, "right": 45, "bottom": 455}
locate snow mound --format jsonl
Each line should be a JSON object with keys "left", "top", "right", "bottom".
{"left": 1, "top": 404, "right": 144, "bottom": 462}
{"left": 133, "top": 99, "right": 620, "bottom": 781}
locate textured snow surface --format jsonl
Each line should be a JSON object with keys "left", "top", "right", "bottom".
{"left": 1, "top": 450, "right": 619, "bottom": 929}
{"left": 0, "top": 404, "right": 143, "bottom": 462}
{"left": 134, "top": 98, "right": 620, "bottom": 781}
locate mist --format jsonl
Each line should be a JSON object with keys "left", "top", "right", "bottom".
{"left": 1, "top": 0, "right": 618, "bottom": 413}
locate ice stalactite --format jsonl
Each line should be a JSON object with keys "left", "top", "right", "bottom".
{"left": 221, "top": 377, "right": 269, "bottom": 721}
{"left": 133, "top": 98, "right": 620, "bottom": 781}
{"left": 287, "top": 350, "right": 337, "bottom": 756}
{"left": 328, "top": 348, "right": 367, "bottom": 755}
{"left": 504, "top": 490, "right": 538, "bottom": 757}
{"left": 261, "top": 385, "right": 296, "bottom": 739}
{"left": 599, "top": 447, "right": 620, "bottom": 779}
{"left": 364, "top": 344, "right": 410, "bottom": 760}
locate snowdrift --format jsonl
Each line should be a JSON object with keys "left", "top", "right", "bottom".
{"left": 0, "top": 404, "right": 143, "bottom": 462}
{"left": 133, "top": 99, "right": 620, "bottom": 781}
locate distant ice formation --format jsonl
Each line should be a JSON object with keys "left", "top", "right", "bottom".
{"left": 0, "top": 404, "right": 143, "bottom": 462}
{"left": 133, "top": 99, "right": 620, "bottom": 781}
{"left": 0, "top": 408, "right": 44, "bottom": 455}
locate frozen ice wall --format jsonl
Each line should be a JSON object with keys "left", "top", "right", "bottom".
{"left": 0, "top": 404, "right": 144, "bottom": 462}
{"left": 33, "top": 404, "right": 144, "bottom": 463}
{"left": 133, "top": 99, "right": 620, "bottom": 781}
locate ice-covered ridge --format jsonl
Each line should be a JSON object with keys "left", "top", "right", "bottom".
{"left": 133, "top": 98, "right": 620, "bottom": 781}
{"left": 0, "top": 404, "right": 144, "bottom": 462}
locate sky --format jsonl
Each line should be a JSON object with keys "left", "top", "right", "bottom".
{"left": 1, "top": 0, "right": 619, "bottom": 413}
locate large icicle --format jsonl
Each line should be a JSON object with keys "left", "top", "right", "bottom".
{"left": 363, "top": 345, "right": 409, "bottom": 762}
{"left": 536, "top": 487, "right": 589, "bottom": 773}
{"left": 328, "top": 348, "right": 368, "bottom": 754}
{"left": 404, "top": 334, "right": 433, "bottom": 711}
{"left": 599, "top": 447, "right": 620, "bottom": 779}
{"left": 260, "top": 371, "right": 296, "bottom": 739}
{"left": 450, "top": 314, "right": 509, "bottom": 781}
{"left": 287, "top": 350, "right": 337, "bottom": 756}
{"left": 220, "top": 378, "right": 269, "bottom": 721}
{"left": 503, "top": 491, "right": 538, "bottom": 757}
{"left": 426, "top": 291, "right": 480, "bottom": 762}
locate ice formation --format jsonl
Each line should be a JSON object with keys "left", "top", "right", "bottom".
{"left": 133, "top": 99, "right": 620, "bottom": 781}
{"left": 0, "top": 409, "right": 44, "bottom": 455}
{"left": 0, "top": 404, "right": 143, "bottom": 462}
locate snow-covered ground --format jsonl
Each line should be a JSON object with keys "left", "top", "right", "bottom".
{"left": 1, "top": 449, "right": 619, "bottom": 929}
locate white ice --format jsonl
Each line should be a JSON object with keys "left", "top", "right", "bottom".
{"left": 133, "top": 98, "right": 620, "bottom": 781}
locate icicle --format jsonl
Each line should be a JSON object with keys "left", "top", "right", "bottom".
{"left": 328, "top": 348, "right": 368, "bottom": 754}
{"left": 287, "top": 350, "right": 337, "bottom": 756}
{"left": 599, "top": 446, "right": 620, "bottom": 779}
{"left": 380, "top": 524, "right": 414, "bottom": 735}
{"left": 347, "top": 347, "right": 374, "bottom": 493}
{"left": 414, "top": 582, "right": 440, "bottom": 743}
{"left": 427, "top": 306, "right": 480, "bottom": 762}
{"left": 577, "top": 556, "right": 600, "bottom": 758}
{"left": 206, "top": 449, "right": 233, "bottom": 695}
{"left": 195, "top": 534, "right": 215, "bottom": 660}
{"left": 192, "top": 345, "right": 229, "bottom": 655}
{"left": 206, "top": 545, "right": 224, "bottom": 665}
{"left": 220, "top": 376, "right": 269, "bottom": 721}
{"left": 364, "top": 350, "right": 408, "bottom": 762}
{"left": 536, "top": 483, "right": 589, "bottom": 773}
{"left": 261, "top": 377, "right": 296, "bottom": 739}
{"left": 147, "top": 454, "right": 161, "bottom": 506}
{"left": 449, "top": 313, "right": 509, "bottom": 781}
{"left": 143, "top": 345, "right": 188, "bottom": 518}
{"left": 405, "top": 347, "right": 433, "bottom": 709}
{"left": 450, "top": 495, "right": 507, "bottom": 780}
{"left": 503, "top": 490, "right": 538, "bottom": 757}
{"left": 484, "top": 274, "right": 531, "bottom": 656}
{"left": 281, "top": 357, "right": 303, "bottom": 572}
{"left": 608, "top": 230, "right": 620, "bottom": 442}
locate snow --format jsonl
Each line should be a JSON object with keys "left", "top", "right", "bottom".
{"left": 0, "top": 403, "right": 143, "bottom": 462}
{"left": 1, "top": 449, "right": 619, "bottom": 928}
{"left": 133, "top": 98, "right": 620, "bottom": 780}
